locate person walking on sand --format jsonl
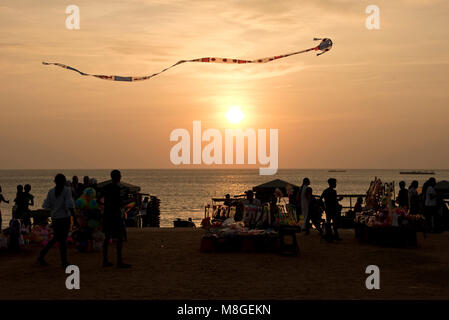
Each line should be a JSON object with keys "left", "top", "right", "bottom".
{"left": 100, "top": 170, "right": 131, "bottom": 268}
{"left": 38, "top": 174, "right": 75, "bottom": 268}
{"left": 321, "top": 178, "right": 343, "bottom": 242}
{"left": 0, "top": 186, "right": 10, "bottom": 232}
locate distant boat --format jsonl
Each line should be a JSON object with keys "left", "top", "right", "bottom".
{"left": 400, "top": 171, "right": 435, "bottom": 175}
{"left": 328, "top": 170, "right": 347, "bottom": 172}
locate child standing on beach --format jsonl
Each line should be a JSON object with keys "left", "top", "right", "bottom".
{"left": 0, "top": 186, "right": 10, "bottom": 231}
{"left": 23, "top": 184, "right": 34, "bottom": 228}
{"left": 13, "top": 185, "right": 25, "bottom": 220}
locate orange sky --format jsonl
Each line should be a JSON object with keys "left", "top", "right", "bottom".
{"left": 0, "top": 0, "right": 448, "bottom": 169}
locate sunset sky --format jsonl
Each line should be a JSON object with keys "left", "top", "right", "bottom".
{"left": 0, "top": 0, "right": 448, "bottom": 169}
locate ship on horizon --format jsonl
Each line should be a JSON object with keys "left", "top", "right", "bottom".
{"left": 399, "top": 170, "right": 435, "bottom": 175}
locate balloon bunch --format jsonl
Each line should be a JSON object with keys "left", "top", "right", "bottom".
{"left": 75, "top": 188, "right": 99, "bottom": 211}
{"left": 75, "top": 188, "right": 100, "bottom": 230}
{"left": 30, "top": 225, "right": 51, "bottom": 246}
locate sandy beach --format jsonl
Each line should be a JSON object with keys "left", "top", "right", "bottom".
{"left": 1, "top": 228, "right": 448, "bottom": 300}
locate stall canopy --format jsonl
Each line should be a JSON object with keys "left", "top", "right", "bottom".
{"left": 435, "top": 180, "right": 449, "bottom": 197}
{"left": 97, "top": 180, "right": 141, "bottom": 194}
{"left": 252, "top": 179, "right": 299, "bottom": 203}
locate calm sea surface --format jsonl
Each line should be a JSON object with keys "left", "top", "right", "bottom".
{"left": 1, "top": 169, "right": 448, "bottom": 228}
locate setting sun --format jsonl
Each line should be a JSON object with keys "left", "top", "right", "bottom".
{"left": 226, "top": 106, "right": 245, "bottom": 124}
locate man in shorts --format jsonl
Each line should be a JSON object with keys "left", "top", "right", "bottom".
{"left": 100, "top": 170, "right": 131, "bottom": 268}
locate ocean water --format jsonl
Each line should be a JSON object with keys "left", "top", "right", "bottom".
{"left": 1, "top": 169, "right": 448, "bottom": 228}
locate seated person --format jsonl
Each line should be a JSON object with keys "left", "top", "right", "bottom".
{"left": 223, "top": 194, "right": 232, "bottom": 207}
{"left": 187, "top": 218, "right": 196, "bottom": 228}
{"left": 234, "top": 202, "right": 244, "bottom": 222}
{"left": 354, "top": 196, "right": 364, "bottom": 214}
{"left": 221, "top": 209, "right": 229, "bottom": 220}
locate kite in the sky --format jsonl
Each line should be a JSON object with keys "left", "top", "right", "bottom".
{"left": 42, "top": 38, "right": 332, "bottom": 82}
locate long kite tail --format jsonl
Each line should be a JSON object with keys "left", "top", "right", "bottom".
{"left": 42, "top": 43, "right": 325, "bottom": 82}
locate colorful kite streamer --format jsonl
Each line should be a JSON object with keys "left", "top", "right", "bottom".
{"left": 43, "top": 38, "right": 332, "bottom": 82}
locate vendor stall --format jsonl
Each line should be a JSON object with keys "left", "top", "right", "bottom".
{"left": 200, "top": 218, "right": 279, "bottom": 253}
{"left": 97, "top": 180, "right": 160, "bottom": 228}
{"left": 200, "top": 181, "right": 303, "bottom": 255}
{"left": 354, "top": 178, "right": 425, "bottom": 248}
{"left": 30, "top": 209, "right": 51, "bottom": 226}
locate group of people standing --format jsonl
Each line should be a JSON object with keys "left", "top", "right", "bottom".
{"left": 0, "top": 176, "right": 96, "bottom": 232}
{"left": 0, "top": 186, "right": 9, "bottom": 231}
{"left": 69, "top": 175, "right": 98, "bottom": 201}
{"left": 222, "top": 177, "right": 345, "bottom": 242}
{"left": 0, "top": 184, "right": 35, "bottom": 232}
{"left": 294, "top": 178, "right": 343, "bottom": 242}
{"left": 222, "top": 177, "right": 344, "bottom": 242}
{"left": 397, "top": 177, "right": 443, "bottom": 232}
{"left": 21, "top": 170, "right": 131, "bottom": 269}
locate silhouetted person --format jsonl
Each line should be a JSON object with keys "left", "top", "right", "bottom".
{"left": 223, "top": 194, "right": 234, "bottom": 219}
{"left": 138, "top": 196, "right": 149, "bottom": 227}
{"left": 424, "top": 177, "right": 438, "bottom": 232}
{"left": 82, "top": 176, "right": 90, "bottom": 192}
{"left": 71, "top": 176, "right": 83, "bottom": 200}
{"left": 38, "top": 174, "right": 75, "bottom": 267}
{"left": 298, "top": 178, "right": 310, "bottom": 231}
{"left": 234, "top": 202, "right": 244, "bottom": 222}
{"left": 288, "top": 184, "right": 298, "bottom": 206}
{"left": 321, "top": 178, "right": 343, "bottom": 242}
{"left": 408, "top": 180, "right": 419, "bottom": 214}
{"left": 89, "top": 178, "right": 98, "bottom": 191}
{"left": 13, "top": 185, "right": 25, "bottom": 220}
{"left": 187, "top": 217, "right": 196, "bottom": 228}
{"left": 101, "top": 170, "right": 131, "bottom": 268}
{"left": 354, "top": 196, "right": 363, "bottom": 214}
{"left": 224, "top": 194, "right": 232, "bottom": 207}
{"left": 22, "top": 184, "right": 34, "bottom": 228}
{"left": 0, "top": 186, "right": 9, "bottom": 231}
{"left": 397, "top": 181, "right": 409, "bottom": 208}
{"left": 305, "top": 187, "right": 323, "bottom": 235}
{"left": 269, "top": 195, "right": 279, "bottom": 226}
